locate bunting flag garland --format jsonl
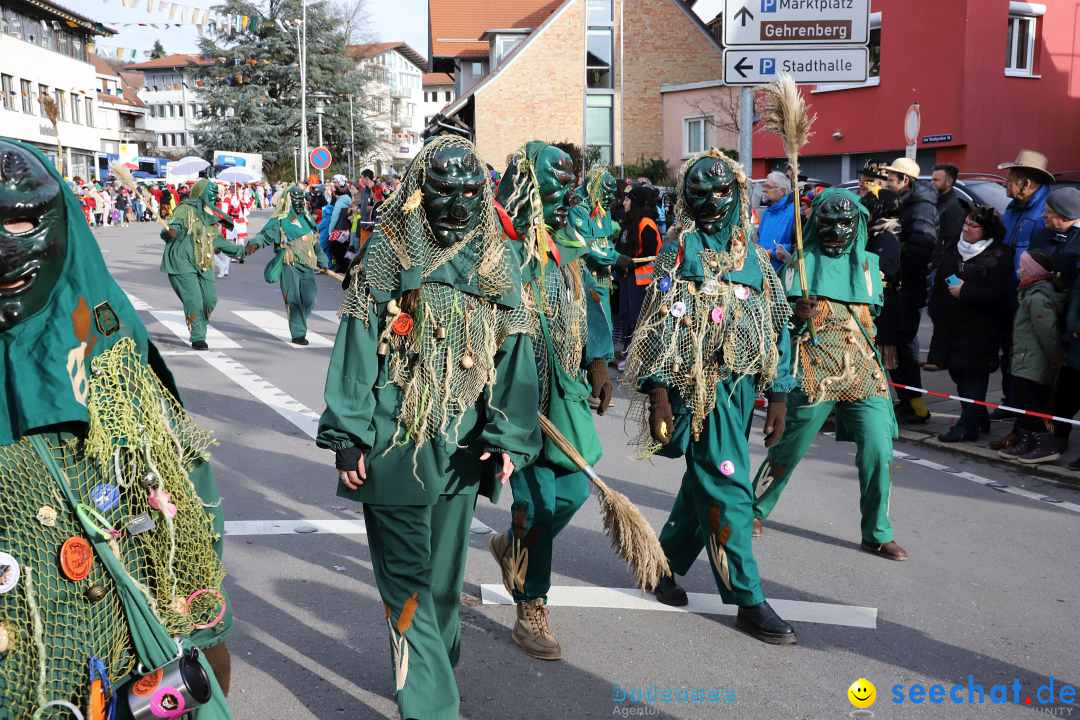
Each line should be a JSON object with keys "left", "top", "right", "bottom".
{"left": 94, "top": 0, "right": 263, "bottom": 35}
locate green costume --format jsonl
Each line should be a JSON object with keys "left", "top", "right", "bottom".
{"left": 0, "top": 138, "right": 231, "bottom": 718}
{"left": 623, "top": 150, "right": 794, "bottom": 609}
{"left": 569, "top": 167, "right": 622, "bottom": 363}
{"left": 248, "top": 186, "right": 329, "bottom": 343}
{"left": 753, "top": 188, "right": 899, "bottom": 548}
{"left": 491, "top": 143, "right": 612, "bottom": 617}
{"left": 317, "top": 135, "right": 541, "bottom": 720}
{"left": 160, "top": 179, "right": 244, "bottom": 347}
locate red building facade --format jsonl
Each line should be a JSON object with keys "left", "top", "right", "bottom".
{"left": 752, "top": 0, "right": 1080, "bottom": 182}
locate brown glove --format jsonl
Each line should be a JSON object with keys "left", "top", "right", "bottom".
{"left": 587, "top": 359, "right": 613, "bottom": 415}
{"left": 245, "top": 242, "right": 259, "bottom": 256}
{"left": 763, "top": 396, "right": 787, "bottom": 448}
{"left": 794, "top": 295, "right": 819, "bottom": 321}
{"left": 615, "top": 254, "right": 633, "bottom": 269}
{"left": 160, "top": 227, "right": 177, "bottom": 241}
{"left": 648, "top": 387, "right": 674, "bottom": 444}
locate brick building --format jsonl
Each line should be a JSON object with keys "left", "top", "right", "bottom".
{"left": 429, "top": 0, "right": 729, "bottom": 174}
{"left": 747, "top": 0, "right": 1080, "bottom": 182}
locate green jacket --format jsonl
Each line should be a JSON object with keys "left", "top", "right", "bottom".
{"left": 1011, "top": 279, "right": 1064, "bottom": 385}
{"left": 249, "top": 215, "right": 329, "bottom": 273}
{"left": 316, "top": 287, "right": 542, "bottom": 506}
{"left": 161, "top": 199, "right": 244, "bottom": 276}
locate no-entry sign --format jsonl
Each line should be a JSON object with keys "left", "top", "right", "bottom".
{"left": 309, "top": 146, "right": 332, "bottom": 171}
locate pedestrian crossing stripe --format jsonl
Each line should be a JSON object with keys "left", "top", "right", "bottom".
{"left": 313, "top": 310, "right": 340, "bottom": 324}
{"left": 125, "top": 292, "right": 150, "bottom": 310}
{"left": 232, "top": 310, "right": 333, "bottom": 347}
{"left": 222, "top": 517, "right": 495, "bottom": 536}
{"left": 480, "top": 585, "right": 879, "bottom": 629}
{"left": 149, "top": 310, "right": 241, "bottom": 349}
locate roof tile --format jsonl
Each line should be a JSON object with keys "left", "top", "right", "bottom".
{"left": 428, "top": 0, "right": 562, "bottom": 59}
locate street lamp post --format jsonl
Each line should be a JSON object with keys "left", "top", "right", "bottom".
{"left": 311, "top": 92, "right": 329, "bottom": 184}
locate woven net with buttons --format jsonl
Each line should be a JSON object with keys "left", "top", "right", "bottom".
{"left": 622, "top": 150, "right": 793, "bottom": 453}
{"left": 340, "top": 135, "right": 532, "bottom": 468}
{"left": 0, "top": 338, "right": 226, "bottom": 718}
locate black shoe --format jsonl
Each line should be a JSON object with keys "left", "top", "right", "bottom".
{"left": 989, "top": 407, "right": 1013, "bottom": 421}
{"left": 980, "top": 418, "right": 991, "bottom": 434}
{"left": 938, "top": 425, "right": 977, "bottom": 443}
{"left": 735, "top": 601, "right": 798, "bottom": 645}
{"left": 191, "top": 340, "right": 209, "bottom": 351}
{"left": 1069, "top": 456, "right": 1080, "bottom": 471}
{"left": 291, "top": 336, "right": 310, "bottom": 346}
{"left": 653, "top": 575, "right": 688, "bottom": 607}
{"left": 1016, "top": 433, "right": 1062, "bottom": 465}
{"left": 999, "top": 432, "right": 1037, "bottom": 459}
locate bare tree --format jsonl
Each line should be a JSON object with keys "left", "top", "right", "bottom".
{"left": 685, "top": 86, "right": 742, "bottom": 145}
{"left": 335, "top": 0, "right": 374, "bottom": 43}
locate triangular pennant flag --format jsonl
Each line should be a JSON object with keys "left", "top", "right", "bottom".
{"left": 115, "top": 47, "right": 124, "bottom": 58}
{"left": 146, "top": 0, "right": 156, "bottom": 12}
{"left": 159, "top": 1, "right": 170, "bottom": 15}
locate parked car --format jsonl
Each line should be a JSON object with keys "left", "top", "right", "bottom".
{"left": 837, "top": 173, "right": 1009, "bottom": 215}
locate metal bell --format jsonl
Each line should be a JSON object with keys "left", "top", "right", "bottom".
{"left": 141, "top": 472, "right": 158, "bottom": 489}
{"left": 85, "top": 584, "right": 106, "bottom": 603}
{"left": 435, "top": 326, "right": 447, "bottom": 340}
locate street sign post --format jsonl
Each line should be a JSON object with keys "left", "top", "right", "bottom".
{"left": 722, "top": 47, "right": 869, "bottom": 85}
{"left": 309, "top": 146, "right": 332, "bottom": 172}
{"left": 724, "top": 0, "right": 871, "bottom": 46}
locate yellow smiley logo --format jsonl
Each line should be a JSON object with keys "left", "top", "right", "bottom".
{"left": 848, "top": 678, "right": 876, "bottom": 709}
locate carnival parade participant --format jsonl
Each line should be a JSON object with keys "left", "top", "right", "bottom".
{"left": 569, "top": 166, "right": 631, "bottom": 399}
{"left": 160, "top": 178, "right": 245, "bottom": 350}
{"left": 0, "top": 137, "right": 234, "bottom": 717}
{"left": 486, "top": 142, "right": 614, "bottom": 661}
{"left": 246, "top": 185, "right": 330, "bottom": 345}
{"left": 752, "top": 188, "right": 909, "bottom": 562}
{"left": 317, "top": 134, "right": 541, "bottom": 720}
{"left": 622, "top": 149, "right": 797, "bottom": 644}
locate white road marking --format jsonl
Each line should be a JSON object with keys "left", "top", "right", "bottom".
{"left": 224, "top": 517, "right": 495, "bottom": 536}
{"left": 232, "top": 310, "right": 333, "bottom": 347}
{"left": 150, "top": 310, "right": 241, "bottom": 349}
{"left": 313, "top": 310, "right": 340, "bottom": 324}
{"left": 125, "top": 292, "right": 150, "bottom": 310}
{"left": 194, "top": 352, "right": 320, "bottom": 438}
{"left": 480, "top": 585, "right": 878, "bottom": 629}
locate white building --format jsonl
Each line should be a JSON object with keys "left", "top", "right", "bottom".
{"left": 0, "top": 0, "right": 113, "bottom": 179}
{"left": 346, "top": 42, "right": 426, "bottom": 176}
{"left": 124, "top": 53, "right": 211, "bottom": 153}
{"left": 421, "top": 72, "right": 455, "bottom": 128}
{"left": 91, "top": 54, "right": 155, "bottom": 177}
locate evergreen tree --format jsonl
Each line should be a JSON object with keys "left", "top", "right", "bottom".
{"left": 193, "top": 0, "right": 372, "bottom": 180}
{"left": 149, "top": 39, "right": 166, "bottom": 59}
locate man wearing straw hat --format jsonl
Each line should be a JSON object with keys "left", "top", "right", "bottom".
{"left": 881, "top": 156, "right": 938, "bottom": 425}
{"left": 1000, "top": 149, "right": 1055, "bottom": 275}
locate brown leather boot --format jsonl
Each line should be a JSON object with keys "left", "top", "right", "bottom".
{"left": 860, "top": 540, "right": 910, "bottom": 561}
{"left": 752, "top": 517, "right": 764, "bottom": 538}
{"left": 990, "top": 431, "right": 1019, "bottom": 452}
{"left": 512, "top": 598, "right": 561, "bottom": 661}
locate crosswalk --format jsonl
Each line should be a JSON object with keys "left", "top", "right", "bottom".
{"left": 139, "top": 304, "right": 339, "bottom": 350}
{"left": 233, "top": 310, "right": 334, "bottom": 347}
{"left": 150, "top": 310, "right": 242, "bottom": 349}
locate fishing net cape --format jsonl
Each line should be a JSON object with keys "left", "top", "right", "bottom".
{"left": 622, "top": 150, "right": 792, "bottom": 450}
{"left": 340, "top": 135, "right": 532, "bottom": 451}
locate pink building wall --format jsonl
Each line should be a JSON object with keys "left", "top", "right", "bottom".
{"left": 660, "top": 83, "right": 739, "bottom": 179}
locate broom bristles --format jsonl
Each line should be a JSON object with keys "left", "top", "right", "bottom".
{"left": 758, "top": 72, "right": 816, "bottom": 162}
{"left": 538, "top": 415, "right": 671, "bottom": 590}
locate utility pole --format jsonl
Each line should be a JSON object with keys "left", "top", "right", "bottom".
{"left": 348, "top": 94, "right": 356, "bottom": 179}
{"left": 299, "top": 9, "right": 308, "bottom": 183}
{"left": 738, "top": 86, "right": 753, "bottom": 174}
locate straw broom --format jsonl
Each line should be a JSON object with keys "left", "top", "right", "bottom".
{"left": 537, "top": 415, "right": 670, "bottom": 590}
{"left": 38, "top": 92, "right": 63, "bottom": 177}
{"left": 758, "top": 73, "right": 817, "bottom": 340}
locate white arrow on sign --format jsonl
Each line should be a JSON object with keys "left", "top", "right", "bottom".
{"left": 724, "top": 0, "right": 871, "bottom": 46}
{"left": 722, "top": 47, "right": 869, "bottom": 85}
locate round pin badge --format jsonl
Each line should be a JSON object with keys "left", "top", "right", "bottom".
{"left": 711, "top": 307, "right": 725, "bottom": 325}
{"left": 658, "top": 277, "right": 672, "bottom": 293}
{"left": 90, "top": 483, "right": 120, "bottom": 513}
{"left": 0, "top": 552, "right": 20, "bottom": 594}
{"left": 701, "top": 279, "right": 720, "bottom": 296}
{"left": 719, "top": 460, "right": 736, "bottom": 477}
{"left": 60, "top": 537, "right": 94, "bottom": 582}
{"left": 733, "top": 285, "right": 750, "bottom": 301}
{"left": 670, "top": 301, "right": 687, "bottom": 318}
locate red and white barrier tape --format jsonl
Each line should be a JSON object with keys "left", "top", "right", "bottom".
{"left": 889, "top": 382, "right": 1080, "bottom": 428}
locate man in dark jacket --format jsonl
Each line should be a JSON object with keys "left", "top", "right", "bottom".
{"left": 883, "top": 157, "right": 938, "bottom": 423}
{"left": 932, "top": 164, "right": 968, "bottom": 262}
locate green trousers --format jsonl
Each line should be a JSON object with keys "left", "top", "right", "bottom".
{"left": 168, "top": 271, "right": 216, "bottom": 343}
{"left": 363, "top": 490, "right": 477, "bottom": 720}
{"left": 753, "top": 393, "right": 896, "bottom": 545}
{"left": 659, "top": 376, "right": 763, "bottom": 606}
{"left": 280, "top": 264, "right": 317, "bottom": 340}
{"left": 506, "top": 463, "right": 591, "bottom": 602}
{"left": 585, "top": 283, "right": 614, "bottom": 362}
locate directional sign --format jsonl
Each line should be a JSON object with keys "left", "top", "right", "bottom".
{"left": 724, "top": 0, "right": 871, "bottom": 46}
{"left": 722, "top": 47, "right": 869, "bottom": 85}
{"left": 308, "top": 146, "right": 332, "bottom": 171}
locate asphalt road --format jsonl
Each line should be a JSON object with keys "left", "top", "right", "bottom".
{"left": 95, "top": 212, "right": 1080, "bottom": 720}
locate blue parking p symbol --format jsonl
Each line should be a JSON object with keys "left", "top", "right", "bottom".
{"left": 760, "top": 58, "right": 776, "bottom": 75}
{"left": 761, "top": 0, "right": 777, "bottom": 12}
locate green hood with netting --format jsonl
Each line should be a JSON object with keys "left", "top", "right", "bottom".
{"left": 0, "top": 137, "right": 168, "bottom": 445}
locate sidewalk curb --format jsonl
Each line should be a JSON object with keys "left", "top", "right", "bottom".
{"left": 896, "top": 427, "right": 1080, "bottom": 489}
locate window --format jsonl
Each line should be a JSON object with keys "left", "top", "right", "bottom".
{"left": 189, "top": 103, "right": 197, "bottom": 117}
{"left": 868, "top": 25, "right": 880, "bottom": 77}
{"left": 1006, "top": 13, "right": 1038, "bottom": 75}
{"left": 85, "top": 96, "right": 93, "bottom": 127}
{"left": 161, "top": 134, "right": 169, "bottom": 147}
{"left": 588, "top": 0, "right": 613, "bottom": 24}
{"left": 169, "top": 104, "right": 176, "bottom": 118}
{"left": 585, "top": 94, "right": 613, "bottom": 165}
{"left": 38, "top": 84, "right": 47, "bottom": 115}
{"left": 587, "top": 29, "right": 613, "bottom": 88}
{"left": 494, "top": 35, "right": 523, "bottom": 67}
{"left": 71, "top": 93, "right": 80, "bottom": 124}
{"left": 20, "top": 80, "right": 32, "bottom": 113}
{"left": 684, "top": 116, "right": 709, "bottom": 156}
{"left": 55, "top": 89, "right": 66, "bottom": 120}
{"left": 471, "top": 62, "right": 483, "bottom": 76}
{"left": 0, "top": 75, "right": 13, "bottom": 111}
{"left": 178, "top": 104, "right": 184, "bottom": 117}
{"left": 444, "top": 90, "right": 451, "bottom": 101}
